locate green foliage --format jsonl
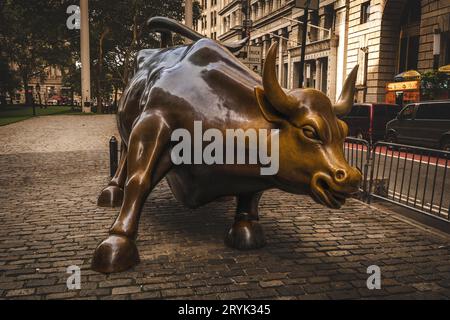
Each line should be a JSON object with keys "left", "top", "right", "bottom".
{"left": 0, "top": 56, "right": 20, "bottom": 103}
{"left": 0, "top": 0, "right": 200, "bottom": 107}
{"left": 0, "top": 1, "right": 73, "bottom": 89}
{"left": 420, "top": 70, "right": 449, "bottom": 100}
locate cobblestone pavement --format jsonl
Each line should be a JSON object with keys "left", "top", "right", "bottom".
{"left": 1, "top": 115, "right": 450, "bottom": 300}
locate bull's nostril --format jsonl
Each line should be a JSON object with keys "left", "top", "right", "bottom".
{"left": 335, "top": 169, "right": 346, "bottom": 181}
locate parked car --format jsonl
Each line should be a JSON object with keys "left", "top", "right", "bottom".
{"left": 385, "top": 100, "right": 450, "bottom": 151}
{"left": 342, "top": 103, "right": 402, "bottom": 143}
{"left": 47, "top": 99, "right": 58, "bottom": 106}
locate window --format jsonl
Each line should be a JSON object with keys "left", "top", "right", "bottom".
{"left": 373, "top": 105, "right": 386, "bottom": 117}
{"left": 309, "top": 11, "right": 319, "bottom": 42}
{"left": 360, "top": 1, "right": 370, "bottom": 24}
{"left": 442, "top": 32, "right": 450, "bottom": 65}
{"left": 347, "top": 105, "right": 370, "bottom": 117}
{"left": 324, "top": 5, "right": 335, "bottom": 31}
{"left": 398, "top": 35, "right": 419, "bottom": 72}
{"left": 416, "top": 103, "right": 450, "bottom": 120}
{"left": 386, "top": 105, "right": 403, "bottom": 118}
{"left": 400, "top": 104, "right": 415, "bottom": 119}
{"left": 357, "top": 106, "right": 370, "bottom": 117}
{"left": 400, "top": 0, "right": 421, "bottom": 25}
{"left": 357, "top": 48, "right": 369, "bottom": 86}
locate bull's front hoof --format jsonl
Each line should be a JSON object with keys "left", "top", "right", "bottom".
{"left": 97, "top": 185, "right": 124, "bottom": 207}
{"left": 91, "top": 235, "right": 140, "bottom": 273}
{"left": 225, "top": 220, "right": 266, "bottom": 250}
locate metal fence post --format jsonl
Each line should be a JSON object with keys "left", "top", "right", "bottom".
{"left": 109, "top": 136, "right": 118, "bottom": 178}
{"left": 367, "top": 142, "right": 377, "bottom": 205}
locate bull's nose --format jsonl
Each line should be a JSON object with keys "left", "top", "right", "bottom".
{"left": 334, "top": 167, "right": 362, "bottom": 189}
{"left": 334, "top": 169, "right": 347, "bottom": 182}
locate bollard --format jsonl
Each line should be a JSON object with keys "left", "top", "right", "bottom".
{"left": 109, "top": 136, "right": 118, "bottom": 178}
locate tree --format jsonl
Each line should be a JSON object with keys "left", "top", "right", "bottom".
{"left": 0, "top": 0, "right": 201, "bottom": 110}
{"left": 93, "top": 1, "right": 184, "bottom": 85}
{"left": 61, "top": 0, "right": 195, "bottom": 112}
{"left": 0, "top": 56, "right": 20, "bottom": 105}
{"left": 0, "top": 1, "right": 73, "bottom": 105}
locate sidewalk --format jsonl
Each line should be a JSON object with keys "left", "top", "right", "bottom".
{"left": 1, "top": 116, "right": 449, "bottom": 300}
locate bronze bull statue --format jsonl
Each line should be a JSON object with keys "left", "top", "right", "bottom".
{"left": 92, "top": 17, "right": 362, "bottom": 273}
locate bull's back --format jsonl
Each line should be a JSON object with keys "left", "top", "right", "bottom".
{"left": 118, "top": 39, "right": 266, "bottom": 142}
{"left": 117, "top": 45, "right": 192, "bottom": 142}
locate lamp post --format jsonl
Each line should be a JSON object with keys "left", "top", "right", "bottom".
{"left": 80, "top": 0, "right": 91, "bottom": 113}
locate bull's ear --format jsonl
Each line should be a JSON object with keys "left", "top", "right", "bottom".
{"left": 254, "top": 86, "right": 286, "bottom": 124}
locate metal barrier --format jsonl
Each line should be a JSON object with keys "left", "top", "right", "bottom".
{"left": 344, "top": 138, "right": 450, "bottom": 222}
{"left": 344, "top": 137, "right": 371, "bottom": 201}
{"left": 368, "top": 142, "right": 450, "bottom": 221}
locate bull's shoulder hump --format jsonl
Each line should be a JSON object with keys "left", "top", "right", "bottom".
{"left": 185, "top": 38, "right": 238, "bottom": 66}
{"left": 136, "top": 45, "right": 190, "bottom": 71}
{"left": 136, "top": 49, "right": 158, "bottom": 69}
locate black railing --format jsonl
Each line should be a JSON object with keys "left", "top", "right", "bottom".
{"left": 344, "top": 137, "right": 450, "bottom": 222}
{"left": 344, "top": 137, "right": 371, "bottom": 201}
{"left": 369, "top": 142, "right": 450, "bottom": 221}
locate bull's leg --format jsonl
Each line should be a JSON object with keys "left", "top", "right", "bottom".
{"left": 225, "top": 192, "right": 266, "bottom": 250}
{"left": 92, "top": 112, "right": 173, "bottom": 273}
{"left": 97, "top": 141, "right": 127, "bottom": 207}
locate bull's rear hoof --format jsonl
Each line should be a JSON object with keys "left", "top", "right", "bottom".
{"left": 97, "top": 186, "right": 124, "bottom": 207}
{"left": 225, "top": 220, "right": 266, "bottom": 250}
{"left": 91, "top": 235, "right": 140, "bottom": 273}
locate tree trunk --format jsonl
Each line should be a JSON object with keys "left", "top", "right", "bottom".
{"left": 114, "top": 86, "right": 118, "bottom": 107}
{"left": 22, "top": 76, "right": 30, "bottom": 106}
{"left": 96, "top": 28, "right": 110, "bottom": 114}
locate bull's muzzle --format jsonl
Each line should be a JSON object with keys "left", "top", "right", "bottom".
{"left": 310, "top": 167, "right": 362, "bottom": 209}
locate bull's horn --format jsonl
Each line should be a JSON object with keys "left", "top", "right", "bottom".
{"left": 224, "top": 37, "right": 249, "bottom": 53}
{"left": 333, "top": 65, "right": 359, "bottom": 117}
{"left": 262, "top": 42, "right": 297, "bottom": 116}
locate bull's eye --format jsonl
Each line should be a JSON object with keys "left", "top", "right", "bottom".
{"left": 302, "top": 125, "right": 321, "bottom": 142}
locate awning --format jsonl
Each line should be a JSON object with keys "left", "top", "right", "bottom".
{"left": 394, "top": 70, "right": 421, "bottom": 81}
{"left": 438, "top": 65, "right": 450, "bottom": 74}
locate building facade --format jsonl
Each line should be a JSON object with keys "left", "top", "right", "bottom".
{"left": 8, "top": 65, "right": 66, "bottom": 105}
{"left": 201, "top": 0, "right": 450, "bottom": 104}
{"left": 347, "top": 0, "right": 450, "bottom": 103}
{"left": 217, "top": 0, "right": 349, "bottom": 103}
{"left": 196, "top": 0, "right": 220, "bottom": 39}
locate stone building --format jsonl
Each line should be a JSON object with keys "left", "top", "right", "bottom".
{"left": 217, "top": 0, "right": 349, "bottom": 103}
{"left": 9, "top": 65, "right": 66, "bottom": 105}
{"left": 347, "top": 0, "right": 450, "bottom": 103}
{"left": 195, "top": 0, "right": 220, "bottom": 39}
{"left": 218, "top": 0, "right": 247, "bottom": 42}
{"left": 209, "top": 0, "right": 450, "bottom": 104}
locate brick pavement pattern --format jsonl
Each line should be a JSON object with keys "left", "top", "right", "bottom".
{"left": 1, "top": 115, "right": 450, "bottom": 300}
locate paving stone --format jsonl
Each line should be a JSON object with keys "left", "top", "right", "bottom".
{"left": 5, "top": 288, "right": 35, "bottom": 297}
{"left": 259, "top": 280, "right": 284, "bottom": 288}
{"left": 111, "top": 286, "right": 142, "bottom": 295}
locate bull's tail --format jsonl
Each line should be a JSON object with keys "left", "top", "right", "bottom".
{"left": 147, "top": 16, "right": 248, "bottom": 53}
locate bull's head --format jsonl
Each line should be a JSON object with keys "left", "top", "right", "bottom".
{"left": 255, "top": 43, "right": 362, "bottom": 209}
